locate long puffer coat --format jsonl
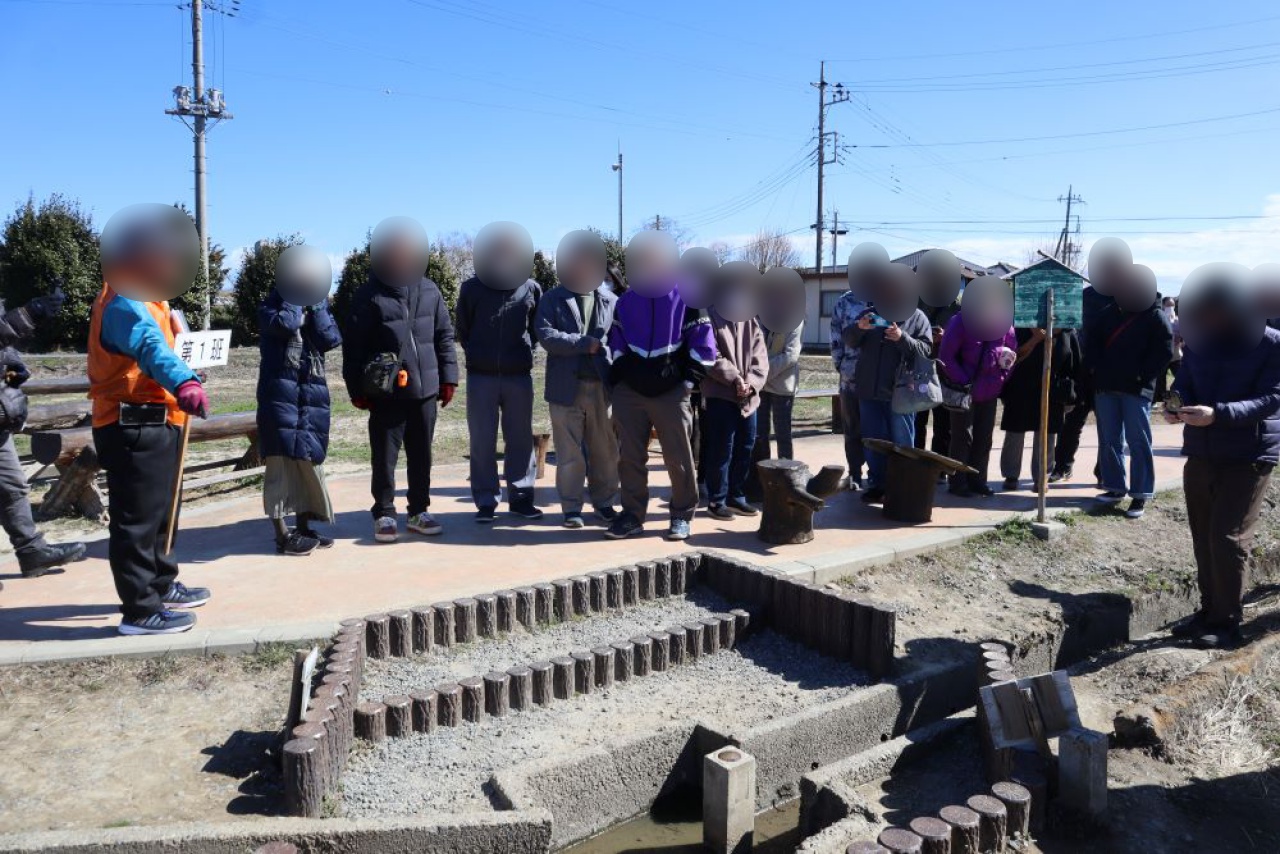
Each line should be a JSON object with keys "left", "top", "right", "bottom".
{"left": 256, "top": 290, "right": 342, "bottom": 463}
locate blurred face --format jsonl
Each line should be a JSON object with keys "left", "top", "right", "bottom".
{"left": 100, "top": 203, "right": 199, "bottom": 302}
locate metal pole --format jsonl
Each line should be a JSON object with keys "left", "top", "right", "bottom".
{"left": 192, "top": 0, "right": 210, "bottom": 329}
{"left": 814, "top": 61, "right": 826, "bottom": 289}
{"left": 1036, "top": 289, "right": 1055, "bottom": 524}
{"left": 616, "top": 148, "right": 623, "bottom": 242}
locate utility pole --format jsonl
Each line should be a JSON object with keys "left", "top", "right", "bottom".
{"left": 166, "top": 0, "right": 236, "bottom": 329}
{"left": 611, "top": 143, "right": 623, "bottom": 242}
{"left": 827, "top": 209, "right": 849, "bottom": 269}
{"left": 811, "top": 61, "right": 848, "bottom": 289}
{"left": 1053, "top": 185, "right": 1085, "bottom": 267}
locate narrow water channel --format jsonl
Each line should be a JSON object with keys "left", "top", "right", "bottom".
{"left": 559, "top": 798, "right": 802, "bottom": 853}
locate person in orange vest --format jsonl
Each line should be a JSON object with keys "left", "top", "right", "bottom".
{"left": 92, "top": 207, "right": 211, "bottom": 635}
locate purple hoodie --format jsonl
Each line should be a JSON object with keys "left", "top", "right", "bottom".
{"left": 937, "top": 313, "right": 1016, "bottom": 403}
{"left": 608, "top": 287, "right": 716, "bottom": 397}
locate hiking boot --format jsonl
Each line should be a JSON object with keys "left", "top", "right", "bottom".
{"left": 1170, "top": 611, "right": 1208, "bottom": 639}
{"left": 1125, "top": 498, "right": 1147, "bottom": 519}
{"left": 509, "top": 498, "right": 544, "bottom": 520}
{"left": 605, "top": 512, "right": 643, "bottom": 540}
{"left": 18, "top": 541, "right": 87, "bottom": 578}
{"left": 119, "top": 610, "right": 196, "bottom": 636}
{"left": 475, "top": 506, "right": 497, "bottom": 524}
{"left": 593, "top": 506, "right": 619, "bottom": 523}
{"left": 1195, "top": 624, "right": 1244, "bottom": 650}
{"left": 666, "top": 518, "right": 691, "bottom": 541}
{"left": 374, "top": 516, "right": 398, "bottom": 542}
{"left": 562, "top": 513, "right": 585, "bottom": 529}
{"left": 161, "top": 581, "right": 211, "bottom": 609}
{"left": 727, "top": 497, "right": 759, "bottom": 517}
{"left": 707, "top": 503, "right": 734, "bottom": 520}
{"left": 407, "top": 512, "right": 443, "bottom": 536}
{"left": 276, "top": 529, "right": 320, "bottom": 557}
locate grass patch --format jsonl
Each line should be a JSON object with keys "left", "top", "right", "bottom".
{"left": 102, "top": 819, "right": 133, "bottom": 829}
{"left": 241, "top": 642, "right": 302, "bottom": 674}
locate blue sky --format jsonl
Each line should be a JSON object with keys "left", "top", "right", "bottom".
{"left": 2, "top": 0, "right": 1279, "bottom": 290}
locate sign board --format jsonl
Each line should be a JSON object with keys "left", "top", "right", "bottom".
{"left": 1012, "top": 263, "right": 1084, "bottom": 329}
{"left": 174, "top": 329, "right": 232, "bottom": 369}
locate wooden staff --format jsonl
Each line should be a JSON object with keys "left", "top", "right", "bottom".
{"left": 164, "top": 414, "right": 193, "bottom": 554}
{"left": 1036, "top": 289, "right": 1055, "bottom": 524}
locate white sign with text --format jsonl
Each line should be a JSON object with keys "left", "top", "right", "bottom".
{"left": 174, "top": 329, "right": 232, "bottom": 369}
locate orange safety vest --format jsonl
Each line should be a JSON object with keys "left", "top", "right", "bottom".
{"left": 88, "top": 284, "right": 188, "bottom": 428}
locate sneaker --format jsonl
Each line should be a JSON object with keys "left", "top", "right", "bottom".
{"left": 1171, "top": 611, "right": 1208, "bottom": 640}
{"left": 1048, "top": 467, "right": 1072, "bottom": 484}
{"left": 475, "top": 506, "right": 497, "bottom": 524}
{"left": 119, "top": 609, "right": 196, "bottom": 636}
{"left": 605, "top": 512, "right": 643, "bottom": 540}
{"left": 861, "top": 487, "right": 885, "bottom": 504}
{"left": 509, "top": 499, "right": 544, "bottom": 520}
{"left": 562, "top": 513, "right": 586, "bottom": 529}
{"left": 948, "top": 483, "right": 973, "bottom": 498}
{"left": 593, "top": 506, "right": 619, "bottom": 523}
{"left": 276, "top": 529, "right": 320, "bottom": 557}
{"left": 666, "top": 518, "right": 691, "bottom": 541}
{"left": 1097, "top": 491, "right": 1126, "bottom": 505}
{"left": 1002, "top": 478, "right": 1019, "bottom": 491}
{"left": 727, "top": 497, "right": 759, "bottom": 517}
{"left": 18, "top": 541, "right": 87, "bottom": 578}
{"left": 407, "top": 512, "right": 443, "bottom": 536}
{"left": 300, "top": 530, "right": 335, "bottom": 549}
{"left": 1195, "top": 624, "right": 1244, "bottom": 650}
{"left": 707, "top": 503, "right": 734, "bottom": 520}
{"left": 845, "top": 476, "right": 863, "bottom": 492}
{"left": 375, "top": 516, "right": 398, "bottom": 542}
{"left": 971, "top": 483, "right": 995, "bottom": 498}
{"left": 161, "top": 581, "right": 211, "bottom": 609}
{"left": 1125, "top": 498, "right": 1147, "bottom": 519}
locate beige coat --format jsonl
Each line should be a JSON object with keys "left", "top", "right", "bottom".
{"left": 700, "top": 311, "right": 769, "bottom": 417}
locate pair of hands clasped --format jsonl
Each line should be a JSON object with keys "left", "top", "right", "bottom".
{"left": 351, "top": 382, "right": 457, "bottom": 411}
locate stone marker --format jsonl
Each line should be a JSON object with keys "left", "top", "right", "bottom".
{"left": 1059, "top": 727, "right": 1108, "bottom": 816}
{"left": 703, "top": 747, "right": 756, "bottom": 854}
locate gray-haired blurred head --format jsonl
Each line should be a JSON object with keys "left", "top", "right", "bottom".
{"left": 712, "top": 260, "right": 761, "bottom": 323}
{"left": 1251, "top": 262, "right": 1280, "bottom": 321}
{"left": 847, "top": 241, "right": 890, "bottom": 301}
{"left": 474, "top": 221, "right": 535, "bottom": 292}
{"left": 100, "top": 203, "right": 199, "bottom": 303}
{"left": 1116, "top": 263, "right": 1158, "bottom": 313}
{"left": 758, "top": 266, "right": 805, "bottom": 334}
{"left": 960, "top": 274, "right": 1014, "bottom": 342}
{"left": 869, "top": 262, "right": 919, "bottom": 324}
{"left": 1179, "top": 262, "right": 1262, "bottom": 354}
{"left": 625, "top": 230, "right": 679, "bottom": 299}
{"left": 555, "top": 230, "right": 606, "bottom": 296}
{"left": 276, "top": 245, "right": 333, "bottom": 308}
{"left": 1087, "top": 237, "right": 1133, "bottom": 297}
{"left": 917, "top": 248, "right": 962, "bottom": 308}
{"left": 371, "top": 216, "right": 429, "bottom": 289}
{"left": 678, "top": 246, "right": 719, "bottom": 309}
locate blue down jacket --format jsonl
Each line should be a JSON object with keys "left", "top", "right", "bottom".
{"left": 256, "top": 291, "right": 343, "bottom": 463}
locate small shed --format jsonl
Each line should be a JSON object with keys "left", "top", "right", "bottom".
{"left": 1002, "top": 256, "right": 1085, "bottom": 330}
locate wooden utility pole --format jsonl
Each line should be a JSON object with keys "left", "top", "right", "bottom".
{"left": 1036, "top": 290, "right": 1055, "bottom": 524}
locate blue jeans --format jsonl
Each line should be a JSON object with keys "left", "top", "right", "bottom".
{"left": 1095, "top": 391, "right": 1154, "bottom": 498}
{"left": 859, "top": 399, "right": 916, "bottom": 490}
{"left": 704, "top": 397, "right": 758, "bottom": 505}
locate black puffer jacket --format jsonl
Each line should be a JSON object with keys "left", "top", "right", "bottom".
{"left": 1087, "top": 300, "right": 1173, "bottom": 400}
{"left": 342, "top": 275, "right": 458, "bottom": 401}
{"left": 454, "top": 277, "right": 541, "bottom": 376}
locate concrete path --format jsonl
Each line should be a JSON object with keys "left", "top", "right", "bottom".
{"left": 0, "top": 422, "right": 1187, "bottom": 664}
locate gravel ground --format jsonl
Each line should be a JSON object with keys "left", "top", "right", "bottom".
{"left": 342, "top": 616, "right": 867, "bottom": 818}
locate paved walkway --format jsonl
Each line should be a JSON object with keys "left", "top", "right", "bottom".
{"left": 0, "top": 422, "right": 1186, "bottom": 663}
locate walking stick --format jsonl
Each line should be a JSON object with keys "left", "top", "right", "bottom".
{"left": 164, "top": 415, "right": 193, "bottom": 555}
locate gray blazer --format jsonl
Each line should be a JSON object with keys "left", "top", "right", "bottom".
{"left": 534, "top": 284, "right": 617, "bottom": 406}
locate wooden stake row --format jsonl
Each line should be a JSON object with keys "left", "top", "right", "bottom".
{"left": 859, "top": 781, "right": 1032, "bottom": 854}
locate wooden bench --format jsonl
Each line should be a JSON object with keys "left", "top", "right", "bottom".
{"left": 33, "top": 411, "right": 261, "bottom": 522}
{"left": 795, "top": 387, "right": 842, "bottom": 434}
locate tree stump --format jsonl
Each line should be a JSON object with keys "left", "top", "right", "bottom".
{"left": 991, "top": 782, "right": 1031, "bottom": 841}
{"left": 878, "top": 827, "right": 923, "bottom": 854}
{"left": 648, "top": 631, "right": 670, "bottom": 673}
{"left": 291, "top": 720, "right": 332, "bottom": 795}
{"left": 630, "top": 635, "right": 653, "bottom": 677}
{"left": 683, "top": 623, "right": 704, "bottom": 661}
{"left": 939, "top": 805, "right": 981, "bottom": 854}
{"left": 606, "top": 568, "right": 624, "bottom": 608}
{"left": 552, "top": 580, "right": 574, "bottom": 622}
{"left": 508, "top": 666, "right": 534, "bottom": 711}
{"left": 909, "top": 816, "right": 952, "bottom": 854}
{"left": 476, "top": 594, "right": 498, "bottom": 638}
{"left": 533, "top": 583, "right": 555, "bottom": 624}
{"left": 514, "top": 587, "right": 537, "bottom": 630}
{"left": 530, "top": 661, "right": 554, "bottom": 705}
{"left": 36, "top": 446, "right": 106, "bottom": 522}
{"left": 966, "top": 795, "right": 1007, "bottom": 853}
{"left": 454, "top": 599, "right": 479, "bottom": 644}
{"left": 432, "top": 602, "right": 456, "bottom": 647}
{"left": 611, "top": 641, "right": 634, "bottom": 682}
{"left": 387, "top": 610, "right": 413, "bottom": 657}
{"left": 354, "top": 701, "right": 387, "bottom": 742}
{"left": 436, "top": 683, "right": 462, "bottom": 727}
{"left": 460, "top": 676, "right": 485, "bottom": 722}
{"left": 384, "top": 695, "right": 412, "bottom": 737}
{"left": 572, "top": 576, "right": 592, "bottom": 616}
{"left": 593, "top": 647, "right": 616, "bottom": 688}
{"left": 484, "top": 671, "right": 510, "bottom": 717}
{"left": 572, "top": 651, "right": 595, "bottom": 694}
{"left": 411, "top": 606, "right": 435, "bottom": 654}
{"left": 495, "top": 590, "right": 517, "bottom": 633}
{"left": 365, "top": 614, "right": 391, "bottom": 659}
{"left": 282, "top": 737, "right": 323, "bottom": 817}
{"left": 410, "top": 690, "right": 437, "bottom": 733}
{"left": 756, "top": 459, "right": 845, "bottom": 545}
{"left": 552, "top": 657, "right": 575, "bottom": 699}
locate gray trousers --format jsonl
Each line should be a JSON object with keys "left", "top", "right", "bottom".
{"left": 549, "top": 380, "right": 619, "bottom": 514}
{"left": 466, "top": 373, "right": 537, "bottom": 509}
{"left": 0, "top": 433, "right": 42, "bottom": 556}
{"left": 613, "top": 383, "right": 697, "bottom": 523}
{"left": 1001, "top": 430, "right": 1058, "bottom": 486}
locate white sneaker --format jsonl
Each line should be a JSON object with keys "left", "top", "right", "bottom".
{"left": 407, "top": 512, "right": 443, "bottom": 536}
{"left": 374, "top": 516, "right": 398, "bottom": 543}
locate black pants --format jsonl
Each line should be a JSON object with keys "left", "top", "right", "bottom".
{"left": 1055, "top": 382, "right": 1093, "bottom": 471}
{"left": 369, "top": 397, "right": 437, "bottom": 518}
{"left": 916, "top": 406, "right": 952, "bottom": 456}
{"left": 94, "top": 422, "right": 182, "bottom": 619}
{"left": 757, "top": 392, "right": 795, "bottom": 460}
{"left": 948, "top": 399, "right": 998, "bottom": 488}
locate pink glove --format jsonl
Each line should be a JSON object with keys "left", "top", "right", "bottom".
{"left": 175, "top": 380, "right": 209, "bottom": 419}
{"left": 995, "top": 347, "right": 1017, "bottom": 371}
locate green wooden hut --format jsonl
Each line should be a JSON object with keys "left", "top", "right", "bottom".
{"left": 1003, "top": 256, "right": 1085, "bottom": 330}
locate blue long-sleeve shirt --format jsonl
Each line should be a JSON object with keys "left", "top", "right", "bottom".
{"left": 99, "top": 296, "right": 197, "bottom": 393}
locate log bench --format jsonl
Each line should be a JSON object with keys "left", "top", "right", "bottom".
{"left": 33, "top": 411, "right": 261, "bottom": 522}
{"left": 794, "top": 387, "right": 842, "bottom": 434}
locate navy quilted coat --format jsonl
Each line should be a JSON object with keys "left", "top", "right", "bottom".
{"left": 256, "top": 291, "right": 342, "bottom": 463}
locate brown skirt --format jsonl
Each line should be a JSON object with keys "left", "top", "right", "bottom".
{"left": 262, "top": 456, "right": 333, "bottom": 522}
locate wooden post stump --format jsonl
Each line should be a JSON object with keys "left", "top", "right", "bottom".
{"left": 756, "top": 459, "right": 845, "bottom": 545}
{"left": 436, "top": 683, "right": 463, "bottom": 727}
{"left": 965, "top": 795, "right": 1007, "bottom": 853}
{"left": 878, "top": 827, "right": 923, "bottom": 854}
{"left": 530, "top": 661, "right": 554, "bottom": 705}
{"left": 476, "top": 594, "right": 499, "bottom": 638}
{"left": 716, "top": 613, "right": 736, "bottom": 650}
{"left": 365, "top": 614, "right": 391, "bottom": 659}
{"left": 388, "top": 610, "right": 413, "bottom": 657}
{"left": 909, "top": 817, "right": 952, "bottom": 854}
{"left": 637, "top": 562, "right": 657, "bottom": 600}
{"left": 588, "top": 572, "right": 608, "bottom": 612}
{"left": 36, "top": 446, "right": 106, "bottom": 522}
{"left": 622, "top": 565, "right": 639, "bottom": 605}
{"left": 533, "top": 583, "right": 555, "bottom": 624}
{"left": 648, "top": 631, "right": 670, "bottom": 673}
{"left": 572, "top": 576, "right": 592, "bottom": 616}
{"left": 354, "top": 701, "right": 387, "bottom": 742}
{"left": 454, "top": 598, "right": 479, "bottom": 644}
{"left": 484, "top": 671, "right": 510, "bottom": 717}
{"left": 495, "top": 589, "right": 517, "bottom": 633}
{"left": 460, "top": 676, "right": 485, "bottom": 722}
{"left": 282, "top": 737, "right": 323, "bottom": 817}
{"left": 701, "top": 617, "right": 721, "bottom": 655}
{"left": 654, "top": 560, "right": 671, "bottom": 598}
{"left": 869, "top": 604, "right": 897, "bottom": 679}
{"left": 515, "top": 587, "right": 537, "bottom": 629}
{"left": 411, "top": 606, "right": 435, "bottom": 654}
{"left": 670, "top": 556, "right": 688, "bottom": 595}
{"left": 606, "top": 568, "right": 624, "bottom": 608}
{"left": 384, "top": 695, "right": 412, "bottom": 737}
{"left": 553, "top": 580, "right": 574, "bottom": 622}
{"left": 410, "top": 690, "right": 438, "bottom": 733}
{"left": 611, "top": 641, "right": 634, "bottom": 682}
{"left": 593, "top": 647, "right": 616, "bottom": 688}
{"left": 432, "top": 602, "right": 456, "bottom": 647}
{"left": 631, "top": 635, "right": 653, "bottom": 677}
{"left": 684, "top": 623, "right": 704, "bottom": 661}
{"left": 845, "top": 844, "right": 890, "bottom": 854}
{"left": 939, "top": 805, "right": 981, "bottom": 854}
{"left": 572, "top": 651, "right": 595, "bottom": 694}
{"left": 508, "top": 666, "right": 534, "bottom": 711}
{"left": 552, "top": 657, "right": 576, "bottom": 699}
{"left": 665, "top": 626, "right": 686, "bottom": 666}
{"left": 991, "top": 782, "right": 1031, "bottom": 841}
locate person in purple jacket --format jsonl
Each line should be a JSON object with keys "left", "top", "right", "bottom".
{"left": 938, "top": 313, "right": 1016, "bottom": 496}
{"left": 605, "top": 232, "right": 716, "bottom": 542}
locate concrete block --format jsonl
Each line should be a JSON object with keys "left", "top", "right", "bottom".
{"left": 1032, "top": 520, "right": 1067, "bottom": 541}
{"left": 703, "top": 747, "right": 757, "bottom": 854}
{"left": 1059, "top": 727, "right": 1108, "bottom": 816}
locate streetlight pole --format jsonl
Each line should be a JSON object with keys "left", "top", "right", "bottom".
{"left": 611, "top": 144, "right": 623, "bottom": 242}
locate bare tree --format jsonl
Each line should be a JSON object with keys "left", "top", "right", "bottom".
{"left": 707, "top": 240, "right": 733, "bottom": 265}
{"left": 739, "top": 229, "right": 800, "bottom": 272}
{"left": 640, "top": 214, "right": 694, "bottom": 251}
{"left": 435, "top": 230, "right": 475, "bottom": 282}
